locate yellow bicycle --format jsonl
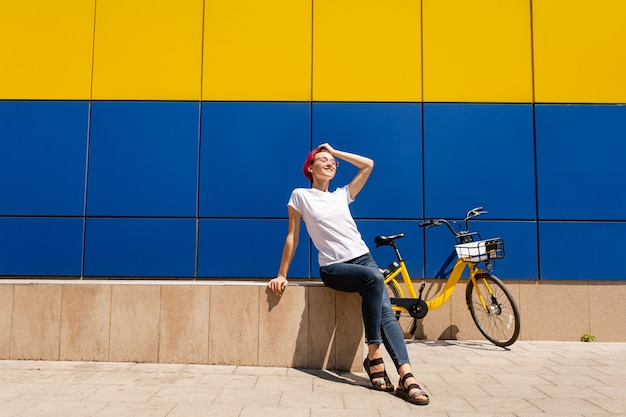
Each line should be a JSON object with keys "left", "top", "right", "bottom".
{"left": 375, "top": 207, "right": 520, "bottom": 347}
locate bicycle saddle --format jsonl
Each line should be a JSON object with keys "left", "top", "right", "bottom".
{"left": 374, "top": 234, "right": 405, "bottom": 247}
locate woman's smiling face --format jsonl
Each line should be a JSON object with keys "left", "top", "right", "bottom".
{"left": 309, "top": 151, "right": 338, "bottom": 182}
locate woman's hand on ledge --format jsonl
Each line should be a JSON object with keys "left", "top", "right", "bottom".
{"left": 268, "top": 276, "right": 287, "bottom": 296}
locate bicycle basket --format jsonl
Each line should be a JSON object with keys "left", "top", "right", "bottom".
{"left": 454, "top": 238, "right": 505, "bottom": 263}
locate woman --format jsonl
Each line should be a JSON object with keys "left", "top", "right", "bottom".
{"left": 268, "top": 143, "right": 429, "bottom": 406}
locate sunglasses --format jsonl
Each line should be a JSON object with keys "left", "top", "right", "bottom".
{"left": 312, "top": 156, "right": 339, "bottom": 167}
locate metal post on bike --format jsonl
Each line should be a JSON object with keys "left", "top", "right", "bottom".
{"left": 418, "top": 281, "right": 426, "bottom": 300}
{"left": 390, "top": 242, "right": 403, "bottom": 262}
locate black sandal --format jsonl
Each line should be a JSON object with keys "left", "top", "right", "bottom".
{"left": 363, "top": 357, "right": 394, "bottom": 392}
{"left": 397, "top": 372, "right": 429, "bottom": 405}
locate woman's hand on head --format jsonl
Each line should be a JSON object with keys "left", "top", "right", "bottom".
{"left": 268, "top": 276, "right": 288, "bottom": 296}
{"left": 317, "top": 143, "right": 335, "bottom": 155}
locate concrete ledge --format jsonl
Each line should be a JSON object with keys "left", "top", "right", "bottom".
{"left": 397, "top": 279, "right": 626, "bottom": 343}
{"left": 2, "top": 279, "right": 625, "bottom": 370}
{"left": 0, "top": 280, "right": 364, "bottom": 371}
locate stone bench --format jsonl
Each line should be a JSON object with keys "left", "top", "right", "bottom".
{"left": 0, "top": 280, "right": 364, "bottom": 371}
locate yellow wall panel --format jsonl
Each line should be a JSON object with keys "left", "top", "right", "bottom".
{"left": 92, "top": 0, "right": 203, "bottom": 100}
{"left": 0, "top": 1, "right": 94, "bottom": 100}
{"left": 203, "top": 0, "right": 312, "bottom": 101}
{"left": 533, "top": 0, "right": 626, "bottom": 103}
{"left": 422, "top": 0, "right": 533, "bottom": 103}
{"left": 313, "top": 0, "right": 421, "bottom": 102}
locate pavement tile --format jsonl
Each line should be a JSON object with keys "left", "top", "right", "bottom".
{"left": 146, "top": 386, "right": 221, "bottom": 405}
{"left": 296, "top": 369, "right": 370, "bottom": 394}
{"left": 196, "top": 373, "right": 258, "bottom": 389}
{"left": 313, "top": 409, "right": 381, "bottom": 417}
{"left": 587, "top": 397, "right": 626, "bottom": 415}
{"left": 1, "top": 341, "right": 626, "bottom": 417}
{"left": 165, "top": 403, "right": 242, "bottom": 417}
{"left": 539, "top": 373, "right": 608, "bottom": 386}
{"left": 279, "top": 390, "right": 344, "bottom": 409}
{"left": 1, "top": 382, "right": 95, "bottom": 402}
{"left": 479, "top": 382, "right": 549, "bottom": 398}
{"left": 408, "top": 397, "right": 473, "bottom": 415}
{"left": 595, "top": 367, "right": 626, "bottom": 378}
{"left": 79, "top": 371, "right": 148, "bottom": 386}
{"left": 490, "top": 372, "right": 555, "bottom": 386}
{"left": 546, "top": 356, "right": 608, "bottom": 368}
{"left": 529, "top": 398, "right": 610, "bottom": 415}
{"left": 446, "top": 413, "right": 517, "bottom": 417}
{"left": 82, "top": 385, "right": 162, "bottom": 403}
{"left": 13, "top": 400, "right": 106, "bottom": 417}
{"left": 132, "top": 371, "right": 204, "bottom": 387}
{"left": 234, "top": 366, "right": 288, "bottom": 376}
{"left": 2, "top": 400, "right": 37, "bottom": 417}
{"left": 439, "top": 371, "right": 500, "bottom": 385}
{"left": 536, "top": 383, "right": 612, "bottom": 400}
{"left": 213, "top": 387, "right": 282, "bottom": 407}
{"left": 421, "top": 381, "right": 488, "bottom": 398}
{"left": 90, "top": 402, "right": 175, "bottom": 417}
{"left": 183, "top": 364, "right": 237, "bottom": 374}
{"left": 255, "top": 375, "right": 314, "bottom": 392}
{"left": 343, "top": 390, "right": 412, "bottom": 410}
{"left": 240, "top": 406, "right": 311, "bottom": 417}
{"left": 129, "top": 363, "right": 185, "bottom": 373}
{"left": 590, "top": 384, "right": 626, "bottom": 400}
{"left": 313, "top": 378, "right": 370, "bottom": 394}
{"left": 73, "top": 362, "right": 136, "bottom": 372}
{"left": 0, "top": 370, "right": 29, "bottom": 384}
{"left": 21, "top": 361, "right": 101, "bottom": 371}
{"left": 464, "top": 396, "right": 542, "bottom": 415}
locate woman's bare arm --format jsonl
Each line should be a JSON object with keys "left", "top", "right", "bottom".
{"left": 268, "top": 205, "right": 301, "bottom": 295}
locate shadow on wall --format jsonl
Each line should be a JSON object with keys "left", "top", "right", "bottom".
{"left": 263, "top": 283, "right": 363, "bottom": 371}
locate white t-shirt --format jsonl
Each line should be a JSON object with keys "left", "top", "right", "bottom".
{"left": 288, "top": 185, "right": 369, "bottom": 266}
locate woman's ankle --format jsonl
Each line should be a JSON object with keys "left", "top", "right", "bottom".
{"left": 367, "top": 344, "right": 382, "bottom": 359}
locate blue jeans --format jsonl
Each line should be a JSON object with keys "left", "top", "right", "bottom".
{"left": 320, "top": 253, "right": 411, "bottom": 369}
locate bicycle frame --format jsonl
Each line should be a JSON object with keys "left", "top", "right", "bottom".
{"left": 385, "top": 258, "right": 494, "bottom": 314}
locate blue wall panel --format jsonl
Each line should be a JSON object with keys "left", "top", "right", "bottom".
{"left": 465, "top": 220, "right": 538, "bottom": 280}
{"left": 360, "top": 219, "right": 425, "bottom": 279}
{"left": 84, "top": 218, "right": 196, "bottom": 277}
{"left": 2, "top": 99, "right": 623, "bottom": 281}
{"left": 536, "top": 104, "right": 626, "bottom": 220}
{"left": 312, "top": 103, "right": 423, "bottom": 219}
{"left": 424, "top": 104, "right": 536, "bottom": 220}
{"left": 199, "top": 102, "right": 311, "bottom": 218}
{"left": 0, "top": 101, "right": 88, "bottom": 216}
{"left": 87, "top": 102, "right": 200, "bottom": 217}
{"left": 0, "top": 217, "right": 83, "bottom": 276}
{"left": 198, "top": 219, "right": 310, "bottom": 278}
{"left": 539, "top": 221, "right": 625, "bottom": 280}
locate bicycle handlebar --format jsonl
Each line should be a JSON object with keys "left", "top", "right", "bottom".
{"left": 465, "top": 206, "right": 487, "bottom": 218}
{"left": 418, "top": 219, "right": 438, "bottom": 228}
{"left": 419, "top": 207, "right": 488, "bottom": 238}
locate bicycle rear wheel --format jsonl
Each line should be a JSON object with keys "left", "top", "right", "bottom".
{"left": 386, "top": 279, "right": 403, "bottom": 320}
{"left": 465, "top": 273, "right": 520, "bottom": 347}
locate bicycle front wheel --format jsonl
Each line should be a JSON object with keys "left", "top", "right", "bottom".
{"left": 465, "top": 273, "right": 520, "bottom": 347}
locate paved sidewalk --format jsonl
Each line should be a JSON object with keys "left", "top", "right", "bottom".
{"left": 1, "top": 341, "right": 625, "bottom": 417}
